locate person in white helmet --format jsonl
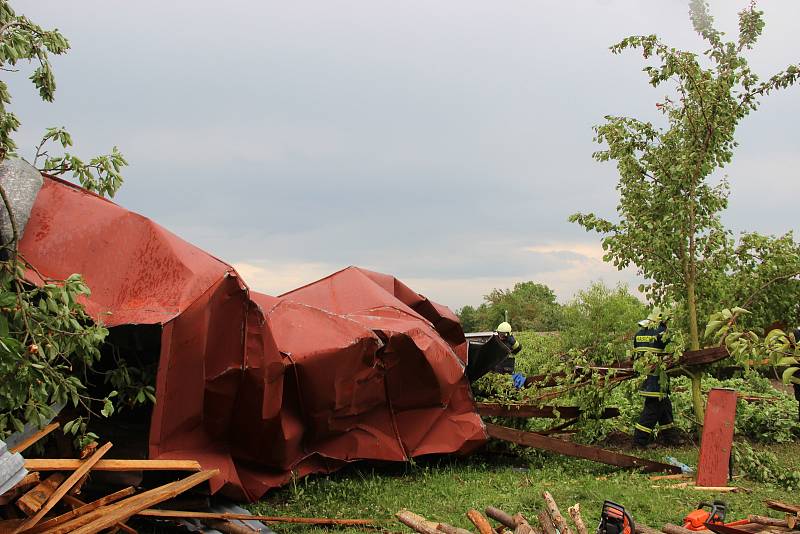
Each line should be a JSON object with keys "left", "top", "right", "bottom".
{"left": 495, "top": 322, "right": 524, "bottom": 388}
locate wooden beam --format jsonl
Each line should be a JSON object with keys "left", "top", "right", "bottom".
{"left": 475, "top": 403, "right": 620, "bottom": 420}
{"left": 136, "top": 509, "right": 377, "bottom": 526}
{"left": 15, "top": 442, "right": 112, "bottom": 532}
{"left": 23, "top": 459, "right": 201, "bottom": 472}
{"left": 44, "top": 470, "right": 218, "bottom": 534}
{"left": 8, "top": 424, "right": 59, "bottom": 455}
{"left": 24, "top": 487, "right": 136, "bottom": 534}
{"left": 484, "top": 424, "right": 681, "bottom": 474}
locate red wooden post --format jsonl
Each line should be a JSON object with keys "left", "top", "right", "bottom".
{"left": 696, "top": 388, "right": 737, "bottom": 487}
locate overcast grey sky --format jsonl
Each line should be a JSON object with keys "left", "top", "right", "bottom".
{"left": 9, "top": 0, "right": 800, "bottom": 309}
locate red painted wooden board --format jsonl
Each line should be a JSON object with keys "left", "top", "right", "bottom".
{"left": 697, "top": 388, "right": 737, "bottom": 487}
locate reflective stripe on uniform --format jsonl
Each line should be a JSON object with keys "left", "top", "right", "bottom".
{"left": 658, "top": 422, "right": 674, "bottom": 430}
{"left": 512, "top": 340, "right": 520, "bottom": 351}
{"left": 633, "top": 347, "right": 668, "bottom": 355}
{"left": 638, "top": 391, "right": 666, "bottom": 399}
{"left": 634, "top": 423, "right": 654, "bottom": 434}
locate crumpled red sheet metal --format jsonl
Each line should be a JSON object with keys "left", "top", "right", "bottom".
{"left": 18, "top": 176, "right": 487, "bottom": 501}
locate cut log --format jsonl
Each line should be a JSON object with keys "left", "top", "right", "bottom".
{"left": 662, "top": 524, "right": 696, "bottom": 534}
{"left": 765, "top": 501, "right": 800, "bottom": 515}
{"left": 568, "top": 504, "right": 588, "bottom": 534}
{"left": 136, "top": 509, "right": 377, "bottom": 526}
{"left": 15, "top": 441, "right": 113, "bottom": 532}
{"left": 8, "top": 424, "right": 59, "bottom": 455}
{"left": 542, "top": 492, "right": 573, "bottom": 534}
{"left": 486, "top": 507, "right": 516, "bottom": 529}
{"left": 24, "top": 487, "right": 135, "bottom": 534}
{"left": 537, "top": 511, "right": 557, "bottom": 534}
{"left": 396, "top": 510, "right": 440, "bottom": 534}
{"left": 513, "top": 513, "right": 535, "bottom": 534}
{"left": 485, "top": 424, "right": 681, "bottom": 474}
{"left": 468, "top": 509, "right": 494, "bottom": 534}
{"left": 747, "top": 515, "right": 789, "bottom": 528}
{"left": 438, "top": 523, "right": 474, "bottom": 534}
{"left": 635, "top": 523, "right": 664, "bottom": 534}
{"left": 23, "top": 459, "right": 201, "bottom": 472}
{"left": 15, "top": 474, "right": 65, "bottom": 516}
{"left": 42, "top": 469, "right": 218, "bottom": 534}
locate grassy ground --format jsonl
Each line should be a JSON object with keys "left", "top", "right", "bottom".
{"left": 247, "top": 441, "right": 800, "bottom": 533}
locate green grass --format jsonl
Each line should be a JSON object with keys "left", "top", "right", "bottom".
{"left": 247, "top": 441, "right": 800, "bottom": 533}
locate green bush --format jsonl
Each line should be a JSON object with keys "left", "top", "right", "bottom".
{"left": 474, "top": 339, "right": 800, "bottom": 446}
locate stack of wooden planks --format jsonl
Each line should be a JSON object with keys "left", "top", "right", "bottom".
{"left": 0, "top": 422, "right": 380, "bottom": 533}
{"left": 0, "top": 422, "right": 219, "bottom": 533}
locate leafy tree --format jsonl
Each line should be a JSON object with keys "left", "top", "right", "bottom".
{"left": 570, "top": 0, "right": 800, "bottom": 422}
{"left": 718, "top": 232, "right": 800, "bottom": 331}
{"left": 559, "top": 282, "right": 648, "bottom": 362}
{"left": 457, "top": 282, "right": 562, "bottom": 332}
{"left": 0, "top": 0, "right": 136, "bottom": 445}
{"left": 487, "top": 282, "right": 561, "bottom": 332}
{"left": 455, "top": 304, "right": 481, "bottom": 333}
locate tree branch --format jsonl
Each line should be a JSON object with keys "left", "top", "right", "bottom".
{"left": 0, "top": 181, "right": 20, "bottom": 258}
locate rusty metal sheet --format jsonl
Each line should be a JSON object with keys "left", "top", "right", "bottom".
{"left": 19, "top": 177, "right": 485, "bottom": 501}
{"left": 484, "top": 423, "right": 682, "bottom": 474}
{"left": 281, "top": 266, "right": 468, "bottom": 362}
{"left": 696, "top": 388, "right": 737, "bottom": 487}
{"left": 475, "top": 403, "right": 620, "bottom": 419}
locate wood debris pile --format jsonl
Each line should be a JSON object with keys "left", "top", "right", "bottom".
{"left": 395, "top": 492, "right": 800, "bottom": 534}
{"left": 1, "top": 424, "right": 376, "bottom": 533}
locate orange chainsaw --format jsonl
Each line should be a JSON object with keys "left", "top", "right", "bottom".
{"left": 598, "top": 501, "right": 634, "bottom": 534}
{"left": 682, "top": 501, "right": 749, "bottom": 532}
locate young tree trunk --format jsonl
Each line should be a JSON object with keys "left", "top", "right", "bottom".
{"left": 686, "top": 257, "right": 705, "bottom": 425}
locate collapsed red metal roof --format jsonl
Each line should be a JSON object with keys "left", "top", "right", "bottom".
{"left": 19, "top": 176, "right": 487, "bottom": 500}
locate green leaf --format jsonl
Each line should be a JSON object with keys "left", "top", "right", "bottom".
{"left": 781, "top": 367, "right": 800, "bottom": 385}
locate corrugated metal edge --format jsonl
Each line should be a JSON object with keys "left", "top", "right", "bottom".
{"left": 0, "top": 439, "right": 27, "bottom": 495}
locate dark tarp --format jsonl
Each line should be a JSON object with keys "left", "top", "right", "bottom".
{"left": 18, "top": 176, "right": 487, "bottom": 501}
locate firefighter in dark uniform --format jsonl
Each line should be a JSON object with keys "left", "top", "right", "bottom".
{"left": 494, "top": 322, "right": 525, "bottom": 388}
{"left": 632, "top": 309, "right": 679, "bottom": 447}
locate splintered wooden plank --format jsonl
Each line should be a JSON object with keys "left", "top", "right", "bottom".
{"left": 9, "top": 424, "right": 60, "bottom": 455}
{"left": 485, "top": 423, "right": 681, "bottom": 474}
{"left": 16, "top": 474, "right": 65, "bottom": 516}
{"left": 476, "top": 403, "right": 620, "bottom": 420}
{"left": 696, "top": 389, "right": 737, "bottom": 487}
{"left": 49, "top": 469, "right": 218, "bottom": 534}
{"left": 23, "top": 459, "right": 201, "bottom": 472}
{"left": 24, "top": 487, "right": 135, "bottom": 534}
{"left": 15, "top": 442, "right": 113, "bottom": 532}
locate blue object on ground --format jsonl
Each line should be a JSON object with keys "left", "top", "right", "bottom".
{"left": 512, "top": 373, "right": 526, "bottom": 389}
{"left": 665, "top": 456, "right": 694, "bottom": 474}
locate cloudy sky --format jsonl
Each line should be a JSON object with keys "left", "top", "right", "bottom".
{"left": 9, "top": 0, "right": 800, "bottom": 310}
